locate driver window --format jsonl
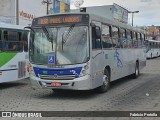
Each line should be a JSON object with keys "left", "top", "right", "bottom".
{"left": 23, "top": 31, "right": 29, "bottom": 52}
{"left": 92, "top": 26, "right": 102, "bottom": 49}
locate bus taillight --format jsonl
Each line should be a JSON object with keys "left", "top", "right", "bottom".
{"left": 26, "top": 64, "right": 30, "bottom": 72}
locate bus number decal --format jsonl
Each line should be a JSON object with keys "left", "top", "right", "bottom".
{"left": 114, "top": 49, "right": 123, "bottom": 68}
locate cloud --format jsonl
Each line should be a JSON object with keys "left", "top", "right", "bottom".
{"left": 140, "top": 0, "right": 152, "bottom": 2}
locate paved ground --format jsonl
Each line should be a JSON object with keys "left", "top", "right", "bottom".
{"left": 0, "top": 57, "right": 160, "bottom": 120}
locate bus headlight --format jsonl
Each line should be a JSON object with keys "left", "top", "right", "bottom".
{"left": 81, "top": 70, "right": 87, "bottom": 75}
{"left": 80, "top": 64, "right": 89, "bottom": 77}
{"left": 83, "top": 64, "right": 88, "bottom": 70}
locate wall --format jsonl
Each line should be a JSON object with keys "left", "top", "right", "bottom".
{"left": 0, "top": 0, "right": 15, "bottom": 24}
{"left": 19, "top": 0, "right": 46, "bottom": 26}
{"left": 0, "top": 0, "right": 47, "bottom": 26}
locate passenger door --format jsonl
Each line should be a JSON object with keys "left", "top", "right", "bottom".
{"left": 90, "top": 21, "right": 104, "bottom": 88}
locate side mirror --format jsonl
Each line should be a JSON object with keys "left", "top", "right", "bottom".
{"left": 90, "top": 23, "right": 96, "bottom": 27}
{"left": 24, "top": 26, "right": 34, "bottom": 33}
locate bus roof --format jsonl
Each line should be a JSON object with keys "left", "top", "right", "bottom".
{"left": 89, "top": 13, "right": 145, "bottom": 34}
{"left": 0, "top": 22, "right": 26, "bottom": 30}
{"left": 33, "top": 12, "right": 145, "bottom": 34}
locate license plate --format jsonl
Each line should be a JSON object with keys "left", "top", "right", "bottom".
{"left": 51, "top": 82, "right": 61, "bottom": 87}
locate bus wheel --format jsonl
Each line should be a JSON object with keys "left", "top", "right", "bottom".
{"left": 97, "top": 70, "right": 110, "bottom": 93}
{"left": 132, "top": 62, "right": 139, "bottom": 79}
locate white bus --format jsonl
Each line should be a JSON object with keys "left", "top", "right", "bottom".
{"left": 146, "top": 39, "right": 160, "bottom": 59}
{"left": 0, "top": 22, "right": 29, "bottom": 83}
{"left": 28, "top": 13, "right": 146, "bottom": 93}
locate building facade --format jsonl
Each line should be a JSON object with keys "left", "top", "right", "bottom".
{"left": 52, "top": 0, "right": 70, "bottom": 14}
{"left": 0, "top": 0, "right": 16, "bottom": 24}
{"left": 0, "top": 0, "right": 47, "bottom": 26}
{"left": 147, "top": 25, "right": 160, "bottom": 40}
{"left": 0, "top": 0, "right": 70, "bottom": 26}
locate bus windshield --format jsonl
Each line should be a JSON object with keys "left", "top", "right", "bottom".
{"left": 30, "top": 25, "right": 89, "bottom": 65}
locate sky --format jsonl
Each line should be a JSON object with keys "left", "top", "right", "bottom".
{"left": 70, "top": 0, "right": 160, "bottom": 26}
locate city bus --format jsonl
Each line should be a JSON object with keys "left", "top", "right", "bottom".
{"left": 28, "top": 13, "right": 146, "bottom": 93}
{"left": 0, "top": 22, "right": 29, "bottom": 83}
{"left": 146, "top": 39, "right": 160, "bottom": 59}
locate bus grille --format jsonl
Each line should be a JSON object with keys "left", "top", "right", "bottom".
{"left": 18, "top": 61, "right": 26, "bottom": 78}
{"left": 39, "top": 74, "right": 75, "bottom": 80}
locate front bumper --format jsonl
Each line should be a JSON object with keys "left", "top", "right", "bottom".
{"left": 30, "top": 74, "right": 93, "bottom": 90}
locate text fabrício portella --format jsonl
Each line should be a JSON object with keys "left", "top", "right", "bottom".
{"left": 130, "top": 112, "right": 157, "bottom": 117}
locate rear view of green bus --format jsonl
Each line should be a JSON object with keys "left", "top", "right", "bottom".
{"left": 0, "top": 22, "right": 29, "bottom": 83}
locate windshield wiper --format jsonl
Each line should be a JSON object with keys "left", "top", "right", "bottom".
{"left": 62, "top": 24, "right": 75, "bottom": 44}
{"left": 42, "top": 26, "right": 55, "bottom": 50}
{"left": 42, "top": 26, "right": 50, "bottom": 40}
{"left": 62, "top": 24, "right": 75, "bottom": 50}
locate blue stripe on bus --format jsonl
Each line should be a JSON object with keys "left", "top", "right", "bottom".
{"left": 33, "top": 67, "right": 83, "bottom": 78}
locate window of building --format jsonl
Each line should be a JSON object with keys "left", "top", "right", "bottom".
{"left": 102, "top": 24, "right": 112, "bottom": 48}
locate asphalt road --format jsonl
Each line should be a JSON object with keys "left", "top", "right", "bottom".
{"left": 0, "top": 57, "right": 160, "bottom": 120}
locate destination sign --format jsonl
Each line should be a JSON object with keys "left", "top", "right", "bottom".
{"left": 32, "top": 14, "right": 89, "bottom": 26}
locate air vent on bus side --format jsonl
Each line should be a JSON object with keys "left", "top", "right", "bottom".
{"left": 18, "top": 61, "right": 26, "bottom": 78}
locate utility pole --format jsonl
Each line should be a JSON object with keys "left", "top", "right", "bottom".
{"left": 42, "top": 0, "right": 52, "bottom": 15}
{"left": 16, "top": 0, "right": 19, "bottom": 25}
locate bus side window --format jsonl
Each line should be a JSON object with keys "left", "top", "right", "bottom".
{"left": 92, "top": 26, "right": 102, "bottom": 49}
{"left": 133, "top": 32, "right": 138, "bottom": 48}
{"left": 8, "top": 31, "right": 19, "bottom": 51}
{"left": 18, "top": 32, "right": 23, "bottom": 51}
{"left": 143, "top": 34, "right": 146, "bottom": 46}
{"left": 120, "top": 28, "right": 126, "bottom": 48}
{"left": 3, "top": 31, "right": 9, "bottom": 50}
{"left": 124, "top": 29, "right": 132, "bottom": 48}
{"left": 102, "top": 24, "right": 112, "bottom": 48}
{"left": 0, "top": 30, "right": 2, "bottom": 50}
{"left": 23, "top": 31, "right": 29, "bottom": 52}
{"left": 141, "top": 34, "right": 144, "bottom": 46}
{"left": 4, "top": 31, "right": 8, "bottom": 40}
{"left": 112, "top": 26, "right": 120, "bottom": 48}
{"left": 137, "top": 33, "right": 141, "bottom": 47}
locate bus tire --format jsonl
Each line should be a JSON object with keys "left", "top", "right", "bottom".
{"left": 96, "top": 70, "right": 110, "bottom": 93}
{"left": 132, "top": 62, "right": 139, "bottom": 79}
